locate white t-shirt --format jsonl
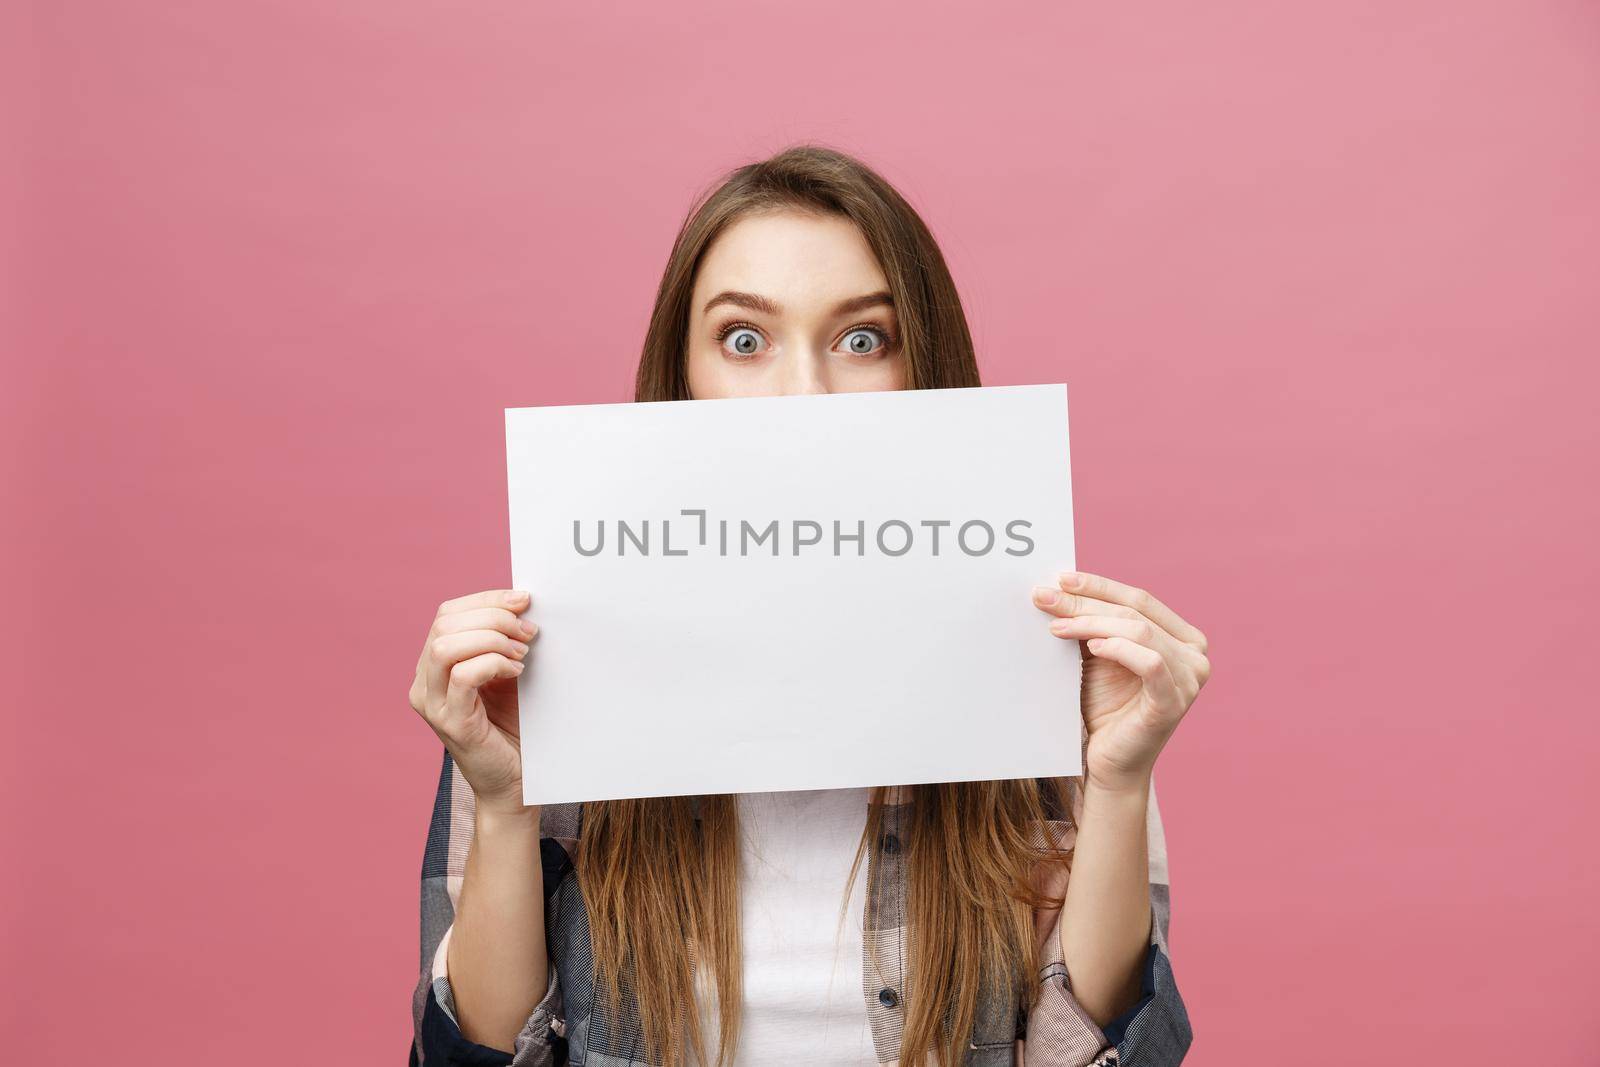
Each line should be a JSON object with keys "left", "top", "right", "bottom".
{"left": 697, "top": 786, "right": 880, "bottom": 1065}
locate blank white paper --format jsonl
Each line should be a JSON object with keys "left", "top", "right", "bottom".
{"left": 505, "top": 383, "right": 1081, "bottom": 805}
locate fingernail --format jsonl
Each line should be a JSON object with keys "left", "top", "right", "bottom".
{"left": 1086, "top": 638, "right": 1104, "bottom": 652}
{"left": 511, "top": 642, "right": 529, "bottom": 657}
{"left": 1032, "top": 585, "right": 1060, "bottom": 607}
{"left": 509, "top": 590, "right": 530, "bottom": 602}
{"left": 511, "top": 661, "right": 525, "bottom": 673}
{"left": 1050, "top": 618, "right": 1073, "bottom": 635}
{"left": 1059, "top": 572, "right": 1080, "bottom": 587}
{"left": 520, "top": 621, "right": 536, "bottom": 637}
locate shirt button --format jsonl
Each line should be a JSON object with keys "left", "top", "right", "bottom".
{"left": 880, "top": 833, "right": 901, "bottom": 854}
{"left": 878, "top": 987, "right": 899, "bottom": 1008}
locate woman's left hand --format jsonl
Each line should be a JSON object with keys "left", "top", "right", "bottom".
{"left": 1032, "top": 571, "right": 1210, "bottom": 795}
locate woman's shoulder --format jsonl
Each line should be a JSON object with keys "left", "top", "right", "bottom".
{"left": 539, "top": 801, "right": 585, "bottom": 843}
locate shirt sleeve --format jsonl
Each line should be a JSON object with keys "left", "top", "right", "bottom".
{"left": 410, "top": 749, "right": 566, "bottom": 1067}
{"left": 1024, "top": 775, "right": 1193, "bottom": 1066}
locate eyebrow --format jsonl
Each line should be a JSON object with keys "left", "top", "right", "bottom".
{"left": 700, "top": 290, "right": 894, "bottom": 317}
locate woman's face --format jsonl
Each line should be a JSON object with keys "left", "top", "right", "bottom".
{"left": 685, "top": 209, "right": 908, "bottom": 399}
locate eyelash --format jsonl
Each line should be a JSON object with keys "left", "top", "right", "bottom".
{"left": 712, "top": 320, "right": 899, "bottom": 357}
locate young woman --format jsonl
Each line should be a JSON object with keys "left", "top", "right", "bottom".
{"left": 408, "top": 146, "right": 1208, "bottom": 1067}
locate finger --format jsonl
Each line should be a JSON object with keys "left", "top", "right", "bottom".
{"left": 437, "top": 588, "right": 531, "bottom": 618}
{"left": 425, "top": 628, "right": 534, "bottom": 709}
{"left": 423, "top": 590, "right": 534, "bottom": 706}
{"left": 1050, "top": 613, "right": 1200, "bottom": 694}
{"left": 1189, "top": 646, "right": 1211, "bottom": 689}
{"left": 438, "top": 652, "right": 525, "bottom": 735}
{"left": 1032, "top": 586, "right": 1147, "bottom": 626}
{"left": 1047, "top": 613, "right": 1181, "bottom": 657}
{"left": 433, "top": 607, "right": 537, "bottom": 642}
{"left": 1047, "top": 610, "right": 1208, "bottom": 674}
{"left": 1084, "top": 636, "right": 1183, "bottom": 710}
{"left": 1057, "top": 572, "right": 1207, "bottom": 650}
{"left": 1172, "top": 641, "right": 1210, "bottom": 683}
{"left": 417, "top": 589, "right": 529, "bottom": 681}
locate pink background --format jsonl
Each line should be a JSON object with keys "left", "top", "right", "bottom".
{"left": 7, "top": 2, "right": 1598, "bottom": 1063}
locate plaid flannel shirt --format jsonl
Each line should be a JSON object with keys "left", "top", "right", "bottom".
{"left": 409, "top": 752, "right": 1191, "bottom": 1066}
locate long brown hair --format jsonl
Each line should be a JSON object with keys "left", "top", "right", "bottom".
{"left": 582, "top": 144, "right": 1076, "bottom": 1066}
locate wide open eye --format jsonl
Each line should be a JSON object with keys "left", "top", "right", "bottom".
{"left": 721, "top": 326, "right": 767, "bottom": 359}
{"left": 839, "top": 326, "right": 889, "bottom": 356}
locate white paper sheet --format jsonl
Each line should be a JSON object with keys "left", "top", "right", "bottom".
{"left": 505, "top": 383, "right": 1081, "bottom": 804}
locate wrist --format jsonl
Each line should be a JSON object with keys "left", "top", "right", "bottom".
{"left": 1083, "top": 769, "right": 1152, "bottom": 805}
{"left": 475, "top": 800, "right": 542, "bottom": 837}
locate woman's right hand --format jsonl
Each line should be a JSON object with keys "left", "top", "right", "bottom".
{"left": 409, "top": 588, "right": 538, "bottom": 816}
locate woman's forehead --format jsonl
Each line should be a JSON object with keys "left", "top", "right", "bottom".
{"left": 693, "top": 210, "right": 890, "bottom": 313}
